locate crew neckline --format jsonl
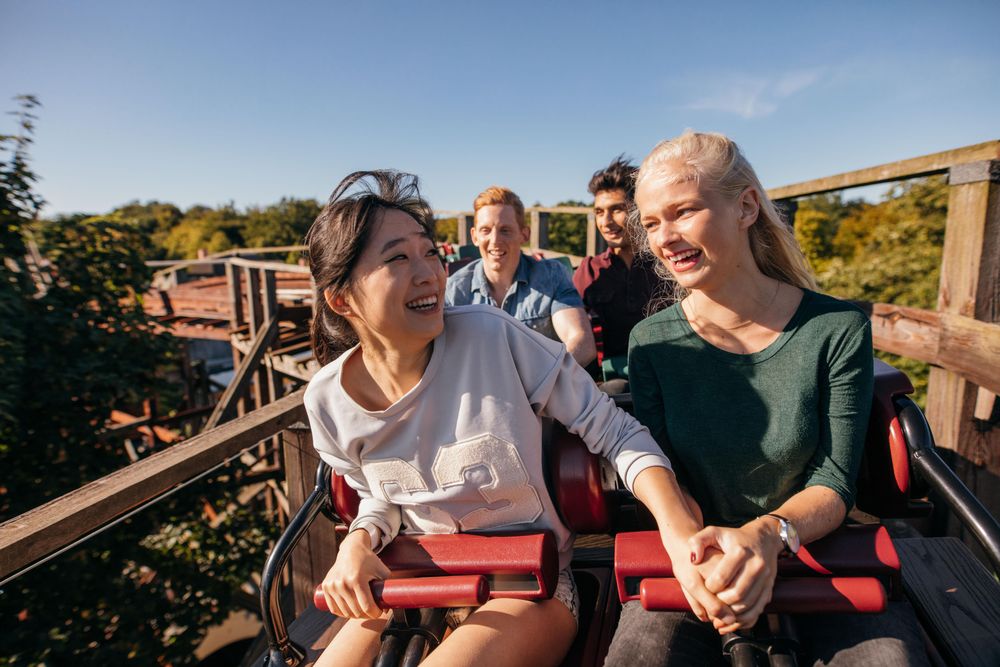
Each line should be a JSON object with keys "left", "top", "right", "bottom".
{"left": 336, "top": 326, "right": 446, "bottom": 416}
{"left": 674, "top": 289, "right": 812, "bottom": 365}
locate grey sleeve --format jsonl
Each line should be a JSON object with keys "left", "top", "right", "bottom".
{"left": 304, "top": 401, "right": 402, "bottom": 551}
{"left": 511, "top": 326, "right": 671, "bottom": 491}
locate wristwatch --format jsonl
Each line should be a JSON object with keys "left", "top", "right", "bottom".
{"left": 764, "top": 513, "right": 800, "bottom": 555}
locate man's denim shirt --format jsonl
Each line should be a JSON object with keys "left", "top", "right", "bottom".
{"left": 445, "top": 253, "right": 583, "bottom": 342}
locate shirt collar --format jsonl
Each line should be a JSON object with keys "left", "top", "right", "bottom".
{"left": 470, "top": 253, "right": 530, "bottom": 296}
{"left": 513, "top": 253, "right": 531, "bottom": 284}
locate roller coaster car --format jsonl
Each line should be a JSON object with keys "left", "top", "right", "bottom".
{"left": 259, "top": 361, "right": 1000, "bottom": 667}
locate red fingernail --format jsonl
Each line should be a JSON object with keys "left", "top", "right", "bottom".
{"left": 690, "top": 552, "right": 696, "bottom": 563}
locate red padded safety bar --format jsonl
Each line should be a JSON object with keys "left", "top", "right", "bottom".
{"left": 313, "top": 575, "right": 489, "bottom": 612}
{"left": 615, "top": 525, "right": 899, "bottom": 603}
{"left": 368, "top": 532, "right": 558, "bottom": 601}
{"left": 639, "top": 577, "right": 886, "bottom": 614}
{"left": 551, "top": 426, "right": 609, "bottom": 533}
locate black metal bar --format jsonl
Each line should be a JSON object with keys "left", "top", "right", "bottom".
{"left": 896, "top": 397, "right": 1000, "bottom": 575}
{"left": 400, "top": 635, "right": 429, "bottom": 667}
{"left": 766, "top": 613, "right": 798, "bottom": 667}
{"left": 260, "top": 463, "right": 332, "bottom": 666}
{"left": 374, "top": 634, "right": 406, "bottom": 667}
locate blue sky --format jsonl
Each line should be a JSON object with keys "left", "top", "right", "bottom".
{"left": 1, "top": 0, "right": 997, "bottom": 216}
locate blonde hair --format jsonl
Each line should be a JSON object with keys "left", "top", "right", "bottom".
{"left": 473, "top": 186, "right": 526, "bottom": 229}
{"left": 633, "top": 130, "right": 817, "bottom": 295}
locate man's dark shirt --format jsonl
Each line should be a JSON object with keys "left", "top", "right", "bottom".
{"left": 573, "top": 250, "right": 664, "bottom": 359}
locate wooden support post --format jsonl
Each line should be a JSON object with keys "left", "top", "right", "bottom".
{"left": 586, "top": 211, "right": 607, "bottom": 257}
{"left": 247, "top": 269, "right": 266, "bottom": 411}
{"left": 261, "top": 269, "right": 283, "bottom": 518}
{"left": 226, "top": 261, "right": 245, "bottom": 330}
{"left": 282, "top": 422, "right": 339, "bottom": 616}
{"left": 204, "top": 315, "right": 281, "bottom": 431}
{"left": 226, "top": 262, "right": 246, "bottom": 416}
{"left": 926, "top": 160, "right": 1000, "bottom": 547}
{"left": 530, "top": 210, "right": 550, "bottom": 252}
{"left": 262, "top": 269, "right": 280, "bottom": 402}
{"left": 456, "top": 214, "right": 475, "bottom": 246}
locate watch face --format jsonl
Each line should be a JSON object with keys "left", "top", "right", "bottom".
{"left": 784, "top": 520, "right": 801, "bottom": 554}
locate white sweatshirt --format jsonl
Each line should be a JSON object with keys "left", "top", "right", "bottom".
{"left": 304, "top": 304, "right": 671, "bottom": 568}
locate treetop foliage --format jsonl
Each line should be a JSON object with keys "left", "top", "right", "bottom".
{"left": 0, "top": 96, "right": 277, "bottom": 665}
{"left": 793, "top": 176, "right": 948, "bottom": 402}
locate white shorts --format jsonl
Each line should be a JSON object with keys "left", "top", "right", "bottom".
{"left": 444, "top": 567, "right": 579, "bottom": 628}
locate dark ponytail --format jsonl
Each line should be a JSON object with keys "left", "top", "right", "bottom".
{"left": 305, "top": 170, "right": 436, "bottom": 366}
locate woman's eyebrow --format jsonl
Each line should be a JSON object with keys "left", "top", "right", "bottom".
{"left": 379, "top": 237, "right": 406, "bottom": 253}
{"left": 379, "top": 231, "right": 431, "bottom": 254}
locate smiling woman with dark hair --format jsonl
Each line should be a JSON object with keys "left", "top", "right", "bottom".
{"left": 302, "top": 170, "right": 717, "bottom": 667}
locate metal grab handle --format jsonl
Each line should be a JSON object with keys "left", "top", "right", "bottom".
{"left": 897, "top": 396, "right": 1000, "bottom": 575}
{"left": 260, "top": 463, "right": 332, "bottom": 667}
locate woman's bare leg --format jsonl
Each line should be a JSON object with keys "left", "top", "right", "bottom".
{"left": 422, "top": 598, "right": 576, "bottom": 667}
{"left": 313, "top": 614, "right": 390, "bottom": 667}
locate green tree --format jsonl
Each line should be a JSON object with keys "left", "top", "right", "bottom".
{"left": 0, "top": 98, "right": 276, "bottom": 665}
{"left": 435, "top": 216, "right": 458, "bottom": 244}
{"left": 163, "top": 204, "right": 245, "bottom": 258}
{"left": 546, "top": 200, "right": 588, "bottom": 257}
{"left": 811, "top": 177, "right": 948, "bottom": 404}
{"left": 243, "top": 197, "right": 321, "bottom": 250}
{"left": 104, "top": 200, "right": 183, "bottom": 260}
{"left": 793, "top": 193, "right": 863, "bottom": 273}
{"left": 0, "top": 95, "right": 42, "bottom": 432}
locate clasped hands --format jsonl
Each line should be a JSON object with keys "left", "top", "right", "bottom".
{"left": 665, "top": 518, "right": 785, "bottom": 634}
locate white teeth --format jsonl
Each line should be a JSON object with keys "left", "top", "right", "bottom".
{"left": 406, "top": 295, "right": 438, "bottom": 310}
{"left": 669, "top": 249, "right": 700, "bottom": 263}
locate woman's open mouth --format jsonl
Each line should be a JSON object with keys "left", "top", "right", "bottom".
{"left": 406, "top": 295, "right": 439, "bottom": 312}
{"left": 667, "top": 249, "right": 702, "bottom": 271}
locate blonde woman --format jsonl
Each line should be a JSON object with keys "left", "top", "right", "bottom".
{"left": 603, "top": 132, "right": 927, "bottom": 666}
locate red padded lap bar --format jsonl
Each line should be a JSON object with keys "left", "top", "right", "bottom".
{"left": 615, "top": 525, "right": 899, "bottom": 603}
{"left": 640, "top": 577, "right": 886, "bottom": 614}
{"left": 374, "top": 532, "right": 558, "bottom": 600}
{"left": 314, "top": 575, "right": 489, "bottom": 612}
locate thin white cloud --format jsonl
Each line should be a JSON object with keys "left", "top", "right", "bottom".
{"left": 683, "top": 68, "right": 825, "bottom": 119}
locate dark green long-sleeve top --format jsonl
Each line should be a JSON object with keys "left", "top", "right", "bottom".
{"left": 628, "top": 289, "right": 874, "bottom": 527}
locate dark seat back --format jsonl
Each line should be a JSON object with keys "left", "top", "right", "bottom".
{"left": 855, "top": 359, "right": 929, "bottom": 517}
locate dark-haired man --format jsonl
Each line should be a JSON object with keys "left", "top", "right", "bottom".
{"left": 573, "top": 156, "right": 664, "bottom": 366}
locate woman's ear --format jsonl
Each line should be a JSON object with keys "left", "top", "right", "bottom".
{"left": 324, "top": 287, "right": 352, "bottom": 317}
{"left": 737, "top": 187, "right": 761, "bottom": 230}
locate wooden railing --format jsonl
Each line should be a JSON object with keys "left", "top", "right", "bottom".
{"left": 766, "top": 141, "right": 1000, "bottom": 477}
{"left": 0, "top": 391, "right": 306, "bottom": 582}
